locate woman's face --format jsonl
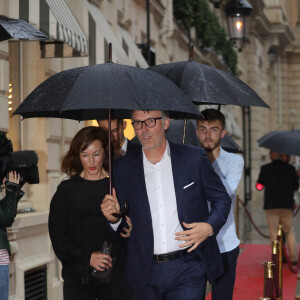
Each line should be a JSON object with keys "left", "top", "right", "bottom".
{"left": 79, "top": 140, "right": 105, "bottom": 180}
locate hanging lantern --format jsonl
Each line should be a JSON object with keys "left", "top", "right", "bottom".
{"left": 209, "top": 0, "right": 223, "bottom": 8}
{"left": 225, "top": 0, "right": 253, "bottom": 51}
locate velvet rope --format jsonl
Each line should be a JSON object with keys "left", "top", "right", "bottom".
{"left": 271, "top": 253, "right": 280, "bottom": 298}
{"left": 263, "top": 278, "right": 273, "bottom": 299}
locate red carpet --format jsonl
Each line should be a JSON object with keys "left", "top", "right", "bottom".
{"left": 206, "top": 244, "right": 298, "bottom": 300}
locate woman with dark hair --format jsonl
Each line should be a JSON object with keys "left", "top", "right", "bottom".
{"left": 48, "top": 126, "right": 132, "bottom": 300}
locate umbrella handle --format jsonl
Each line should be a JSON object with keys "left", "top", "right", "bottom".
{"left": 112, "top": 201, "right": 128, "bottom": 218}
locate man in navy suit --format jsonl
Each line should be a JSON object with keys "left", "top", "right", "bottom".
{"left": 101, "top": 110, "right": 231, "bottom": 300}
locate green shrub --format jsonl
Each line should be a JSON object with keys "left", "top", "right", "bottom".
{"left": 173, "top": 0, "right": 237, "bottom": 75}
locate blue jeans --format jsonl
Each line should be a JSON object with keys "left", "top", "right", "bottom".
{"left": 0, "top": 265, "right": 9, "bottom": 300}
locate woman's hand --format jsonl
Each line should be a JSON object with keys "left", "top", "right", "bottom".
{"left": 8, "top": 171, "right": 20, "bottom": 184}
{"left": 4, "top": 171, "right": 20, "bottom": 192}
{"left": 120, "top": 216, "right": 132, "bottom": 238}
{"left": 90, "top": 251, "right": 112, "bottom": 271}
{"left": 2, "top": 171, "right": 20, "bottom": 186}
{"left": 101, "top": 188, "right": 121, "bottom": 223}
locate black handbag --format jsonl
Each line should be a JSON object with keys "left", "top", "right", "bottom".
{"left": 90, "top": 241, "right": 120, "bottom": 283}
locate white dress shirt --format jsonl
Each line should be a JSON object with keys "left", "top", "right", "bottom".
{"left": 120, "top": 137, "right": 128, "bottom": 153}
{"left": 143, "top": 142, "right": 185, "bottom": 254}
{"left": 211, "top": 148, "right": 244, "bottom": 253}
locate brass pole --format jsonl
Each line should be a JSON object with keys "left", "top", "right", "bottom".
{"left": 271, "top": 240, "right": 280, "bottom": 299}
{"left": 263, "top": 261, "right": 274, "bottom": 299}
{"left": 277, "top": 225, "right": 283, "bottom": 300}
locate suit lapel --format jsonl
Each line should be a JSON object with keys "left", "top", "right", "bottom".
{"left": 169, "top": 142, "right": 184, "bottom": 220}
{"left": 131, "top": 148, "right": 153, "bottom": 224}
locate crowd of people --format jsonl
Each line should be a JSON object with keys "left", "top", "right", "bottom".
{"left": 1, "top": 108, "right": 299, "bottom": 300}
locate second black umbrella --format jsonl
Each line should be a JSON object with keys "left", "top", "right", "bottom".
{"left": 150, "top": 60, "right": 269, "bottom": 108}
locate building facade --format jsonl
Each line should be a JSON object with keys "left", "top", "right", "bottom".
{"left": 0, "top": 0, "right": 299, "bottom": 298}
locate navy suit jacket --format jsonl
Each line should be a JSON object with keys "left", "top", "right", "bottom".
{"left": 126, "top": 139, "right": 141, "bottom": 153}
{"left": 113, "top": 141, "right": 231, "bottom": 290}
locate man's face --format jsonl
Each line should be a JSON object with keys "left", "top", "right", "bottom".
{"left": 196, "top": 119, "right": 225, "bottom": 152}
{"left": 131, "top": 110, "right": 169, "bottom": 151}
{"left": 97, "top": 119, "right": 126, "bottom": 149}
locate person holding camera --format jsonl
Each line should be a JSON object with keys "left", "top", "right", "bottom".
{"left": 0, "top": 171, "right": 20, "bottom": 300}
{"left": 48, "top": 126, "right": 133, "bottom": 300}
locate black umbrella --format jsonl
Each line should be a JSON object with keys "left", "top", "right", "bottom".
{"left": 13, "top": 61, "right": 201, "bottom": 216}
{"left": 0, "top": 15, "right": 48, "bottom": 41}
{"left": 221, "top": 134, "right": 243, "bottom": 153}
{"left": 166, "top": 120, "right": 200, "bottom": 146}
{"left": 257, "top": 130, "right": 300, "bottom": 156}
{"left": 14, "top": 62, "right": 201, "bottom": 120}
{"left": 149, "top": 60, "right": 269, "bottom": 108}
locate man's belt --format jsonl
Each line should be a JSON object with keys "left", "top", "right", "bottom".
{"left": 153, "top": 248, "right": 191, "bottom": 263}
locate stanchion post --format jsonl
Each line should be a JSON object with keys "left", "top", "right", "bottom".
{"left": 263, "top": 261, "right": 274, "bottom": 299}
{"left": 271, "top": 240, "right": 280, "bottom": 299}
{"left": 259, "top": 298, "right": 271, "bottom": 300}
{"left": 276, "top": 225, "right": 283, "bottom": 300}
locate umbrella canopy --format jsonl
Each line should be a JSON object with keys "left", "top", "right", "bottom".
{"left": 166, "top": 120, "right": 200, "bottom": 146}
{"left": 149, "top": 60, "right": 269, "bottom": 108}
{"left": 221, "top": 134, "right": 243, "bottom": 153}
{"left": 257, "top": 130, "right": 300, "bottom": 156}
{"left": 0, "top": 15, "right": 48, "bottom": 41}
{"left": 13, "top": 62, "right": 201, "bottom": 120}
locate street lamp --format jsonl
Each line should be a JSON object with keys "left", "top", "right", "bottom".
{"left": 209, "top": 0, "right": 223, "bottom": 8}
{"left": 225, "top": 0, "right": 253, "bottom": 51}
{"left": 268, "top": 45, "right": 277, "bottom": 63}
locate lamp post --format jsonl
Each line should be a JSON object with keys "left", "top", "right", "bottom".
{"left": 225, "top": 0, "right": 253, "bottom": 203}
{"left": 225, "top": 0, "right": 253, "bottom": 52}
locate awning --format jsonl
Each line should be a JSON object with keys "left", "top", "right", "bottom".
{"left": 116, "top": 25, "right": 148, "bottom": 68}
{"left": 45, "top": 0, "right": 87, "bottom": 55}
{"left": 12, "top": 0, "right": 87, "bottom": 56}
{"left": 83, "top": 0, "right": 131, "bottom": 65}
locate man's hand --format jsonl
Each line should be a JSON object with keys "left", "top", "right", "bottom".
{"left": 90, "top": 251, "right": 112, "bottom": 271}
{"left": 120, "top": 216, "right": 132, "bottom": 238}
{"left": 101, "top": 188, "right": 121, "bottom": 223}
{"left": 175, "top": 222, "right": 213, "bottom": 252}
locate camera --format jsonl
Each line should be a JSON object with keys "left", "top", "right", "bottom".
{"left": 0, "top": 131, "right": 39, "bottom": 187}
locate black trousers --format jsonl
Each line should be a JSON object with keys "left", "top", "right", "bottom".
{"left": 135, "top": 251, "right": 207, "bottom": 300}
{"left": 211, "top": 246, "right": 240, "bottom": 300}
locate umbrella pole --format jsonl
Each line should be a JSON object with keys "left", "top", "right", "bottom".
{"left": 181, "top": 45, "right": 194, "bottom": 144}
{"left": 108, "top": 43, "right": 112, "bottom": 194}
{"left": 108, "top": 108, "right": 112, "bottom": 194}
{"left": 189, "top": 44, "right": 194, "bottom": 61}
{"left": 182, "top": 119, "right": 187, "bottom": 144}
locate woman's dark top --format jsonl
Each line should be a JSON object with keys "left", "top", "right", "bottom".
{"left": 48, "top": 176, "right": 126, "bottom": 284}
